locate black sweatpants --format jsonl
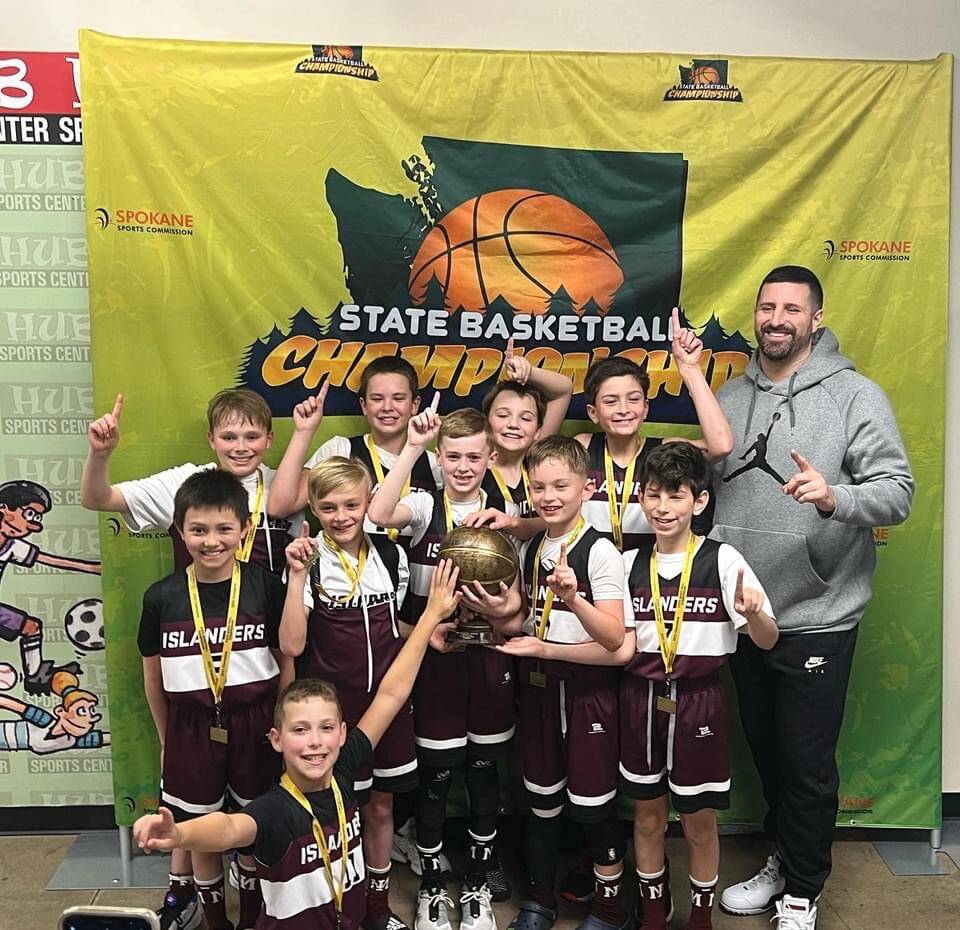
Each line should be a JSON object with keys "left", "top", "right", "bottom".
{"left": 729, "top": 627, "right": 858, "bottom": 901}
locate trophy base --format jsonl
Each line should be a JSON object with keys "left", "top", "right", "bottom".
{"left": 445, "top": 627, "right": 506, "bottom": 647}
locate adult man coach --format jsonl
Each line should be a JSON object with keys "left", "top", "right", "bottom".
{"left": 710, "top": 266, "right": 914, "bottom": 930}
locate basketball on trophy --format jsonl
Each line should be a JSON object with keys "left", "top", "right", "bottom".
{"left": 437, "top": 526, "right": 519, "bottom": 645}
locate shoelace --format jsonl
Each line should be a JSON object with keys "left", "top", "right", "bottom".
{"left": 747, "top": 858, "right": 781, "bottom": 889}
{"left": 426, "top": 890, "right": 456, "bottom": 922}
{"left": 460, "top": 886, "right": 492, "bottom": 913}
{"left": 771, "top": 900, "right": 815, "bottom": 930}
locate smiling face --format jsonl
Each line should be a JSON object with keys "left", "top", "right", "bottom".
{"left": 586, "top": 374, "right": 648, "bottom": 439}
{"left": 270, "top": 696, "right": 347, "bottom": 790}
{"left": 309, "top": 480, "right": 370, "bottom": 551}
{"left": 207, "top": 414, "right": 273, "bottom": 478}
{"left": 360, "top": 372, "right": 420, "bottom": 445}
{"left": 55, "top": 696, "right": 101, "bottom": 738}
{"left": 527, "top": 457, "right": 593, "bottom": 535}
{"left": 640, "top": 480, "right": 709, "bottom": 552}
{"left": 754, "top": 281, "right": 823, "bottom": 366}
{"left": 181, "top": 504, "right": 250, "bottom": 581}
{"left": 0, "top": 501, "right": 46, "bottom": 540}
{"left": 438, "top": 432, "right": 495, "bottom": 502}
{"left": 487, "top": 389, "right": 541, "bottom": 458}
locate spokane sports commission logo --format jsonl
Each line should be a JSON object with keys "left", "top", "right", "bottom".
{"left": 664, "top": 59, "right": 743, "bottom": 102}
{"left": 295, "top": 45, "right": 379, "bottom": 81}
{"left": 822, "top": 237, "right": 913, "bottom": 263}
{"left": 93, "top": 206, "right": 195, "bottom": 237}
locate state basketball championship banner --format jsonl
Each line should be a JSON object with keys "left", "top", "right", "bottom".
{"left": 78, "top": 32, "right": 950, "bottom": 828}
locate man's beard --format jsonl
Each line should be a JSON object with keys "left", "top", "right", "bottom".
{"left": 756, "top": 326, "right": 813, "bottom": 362}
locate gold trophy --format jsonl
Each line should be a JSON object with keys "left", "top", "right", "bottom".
{"left": 438, "top": 526, "right": 519, "bottom": 646}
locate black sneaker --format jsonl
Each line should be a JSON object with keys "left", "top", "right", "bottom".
{"left": 157, "top": 892, "right": 201, "bottom": 930}
{"left": 483, "top": 854, "right": 512, "bottom": 903}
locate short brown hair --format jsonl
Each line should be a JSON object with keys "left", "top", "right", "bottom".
{"left": 359, "top": 356, "right": 420, "bottom": 399}
{"left": 438, "top": 408, "right": 494, "bottom": 450}
{"left": 274, "top": 678, "right": 343, "bottom": 729}
{"left": 207, "top": 389, "right": 272, "bottom": 432}
{"left": 584, "top": 357, "right": 649, "bottom": 407}
{"left": 307, "top": 456, "right": 372, "bottom": 508}
{"left": 524, "top": 435, "right": 589, "bottom": 479}
{"left": 482, "top": 380, "right": 547, "bottom": 427}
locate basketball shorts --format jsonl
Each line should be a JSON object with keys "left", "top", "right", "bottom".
{"left": 413, "top": 647, "right": 516, "bottom": 766}
{"left": 518, "top": 659, "right": 619, "bottom": 823}
{"left": 619, "top": 672, "right": 730, "bottom": 814}
{"left": 340, "top": 689, "right": 418, "bottom": 802}
{"left": 161, "top": 697, "right": 280, "bottom": 822}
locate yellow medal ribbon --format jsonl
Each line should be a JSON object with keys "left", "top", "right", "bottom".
{"left": 649, "top": 532, "right": 698, "bottom": 676}
{"left": 186, "top": 560, "right": 241, "bottom": 712}
{"left": 316, "top": 536, "right": 368, "bottom": 603}
{"left": 491, "top": 465, "right": 533, "bottom": 512}
{"left": 442, "top": 489, "right": 486, "bottom": 532}
{"left": 532, "top": 517, "right": 586, "bottom": 640}
{"left": 281, "top": 772, "right": 349, "bottom": 917}
{"left": 236, "top": 469, "right": 264, "bottom": 562}
{"left": 366, "top": 435, "right": 409, "bottom": 542}
{"left": 603, "top": 438, "right": 644, "bottom": 551}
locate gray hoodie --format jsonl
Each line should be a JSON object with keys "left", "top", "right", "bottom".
{"left": 710, "top": 327, "right": 914, "bottom": 633}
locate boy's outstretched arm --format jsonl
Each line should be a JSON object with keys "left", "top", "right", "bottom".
{"left": 666, "top": 307, "right": 734, "bottom": 462}
{"left": 81, "top": 394, "right": 131, "bottom": 512}
{"left": 135, "top": 805, "right": 256, "bottom": 854}
{"left": 498, "top": 629, "right": 637, "bottom": 667}
{"left": 358, "top": 560, "right": 461, "bottom": 747}
{"left": 279, "top": 522, "right": 316, "bottom": 658}
{"left": 269, "top": 383, "right": 329, "bottom": 517}
{"left": 366, "top": 393, "right": 440, "bottom": 530}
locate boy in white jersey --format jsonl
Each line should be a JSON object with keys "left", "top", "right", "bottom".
{"left": 280, "top": 456, "right": 414, "bottom": 930}
{"left": 134, "top": 560, "right": 464, "bottom": 930}
{"left": 367, "top": 404, "right": 522, "bottom": 930}
{"left": 622, "top": 443, "right": 777, "bottom": 930}
{"left": 493, "top": 436, "right": 633, "bottom": 930}
{"left": 574, "top": 309, "right": 733, "bottom": 554}
{"left": 83, "top": 388, "right": 298, "bottom": 574}
{"left": 269, "top": 357, "right": 442, "bottom": 539}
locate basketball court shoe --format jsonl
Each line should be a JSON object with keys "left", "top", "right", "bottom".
{"left": 719, "top": 853, "right": 785, "bottom": 915}
{"left": 460, "top": 881, "right": 497, "bottom": 930}
{"left": 773, "top": 895, "right": 817, "bottom": 929}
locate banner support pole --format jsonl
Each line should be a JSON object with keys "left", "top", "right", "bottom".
{"left": 930, "top": 827, "right": 942, "bottom": 851}
{"left": 118, "top": 825, "right": 133, "bottom": 887}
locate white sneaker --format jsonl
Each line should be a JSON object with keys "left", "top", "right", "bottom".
{"left": 392, "top": 818, "right": 453, "bottom": 877}
{"left": 774, "top": 895, "right": 817, "bottom": 929}
{"left": 460, "top": 883, "right": 496, "bottom": 930}
{"left": 415, "top": 886, "right": 457, "bottom": 930}
{"left": 719, "top": 853, "right": 785, "bottom": 915}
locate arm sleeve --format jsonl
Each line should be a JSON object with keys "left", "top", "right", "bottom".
{"left": 9, "top": 539, "right": 40, "bottom": 568}
{"left": 718, "top": 544, "right": 774, "bottom": 630}
{"left": 621, "top": 550, "right": 637, "bottom": 628}
{"left": 829, "top": 381, "right": 915, "bottom": 527}
{"left": 263, "top": 570, "right": 286, "bottom": 649}
{"left": 24, "top": 704, "right": 56, "bottom": 726}
{"left": 115, "top": 463, "right": 204, "bottom": 533}
{"left": 341, "top": 725, "right": 374, "bottom": 776}
{"left": 137, "top": 585, "right": 163, "bottom": 657}
{"left": 399, "top": 492, "right": 432, "bottom": 543}
{"left": 587, "top": 539, "right": 626, "bottom": 603}
{"left": 305, "top": 435, "right": 350, "bottom": 470}
{"left": 396, "top": 547, "right": 410, "bottom": 611}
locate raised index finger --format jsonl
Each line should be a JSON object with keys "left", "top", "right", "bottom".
{"left": 112, "top": 393, "right": 124, "bottom": 419}
{"left": 316, "top": 376, "right": 330, "bottom": 405}
{"left": 671, "top": 306, "right": 680, "bottom": 336}
{"left": 790, "top": 449, "right": 812, "bottom": 472}
{"left": 505, "top": 336, "right": 515, "bottom": 359}
{"left": 559, "top": 542, "right": 568, "bottom": 567}
{"left": 430, "top": 391, "right": 441, "bottom": 413}
{"left": 735, "top": 565, "right": 744, "bottom": 598}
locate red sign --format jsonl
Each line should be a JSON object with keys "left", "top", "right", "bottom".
{"left": 0, "top": 52, "right": 80, "bottom": 114}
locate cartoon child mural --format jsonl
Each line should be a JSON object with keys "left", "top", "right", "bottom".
{"left": 0, "top": 669, "right": 109, "bottom": 753}
{"left": 0, "top": 480, "right": 101, "bottom": 695}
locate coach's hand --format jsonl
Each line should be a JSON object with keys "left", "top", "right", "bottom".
{"left": 87, "top": 393, "right": 123, "bottom": 454}
{"left": 783, "top": 450, "right": 836, "bottom": 514}
{"left": 292, "top": 379, "right": 329, "bottom": 434}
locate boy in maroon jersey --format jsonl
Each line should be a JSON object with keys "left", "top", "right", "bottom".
{"left": 134, "top": 560, "right": 463, "bottom": 930}
{"left": 622, "top": 443, "right": 777, "bottom": 930}
{"left": 139, "top": 469, "right": 295, "bottom": 930}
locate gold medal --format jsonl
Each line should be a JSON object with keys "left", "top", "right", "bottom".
{"left": 655, "top": 695, "right": 677, "bottom": 715}
{"left": 649, "top": 533, "right": 698, "bottom": 676}
{"left": 281, "top": 772, "right": 349, "bottom": 917}
{"left": 315, "top": 536, "right": 367, "bottom": 603}
{"left": 187, "top": 561, "right": 241, "bottom": 742}
{"left": 236, "top": 469, "right": 263, "bottom": 563}
{"left": 528, "top": 670, "right": 547, "bottom": 688}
